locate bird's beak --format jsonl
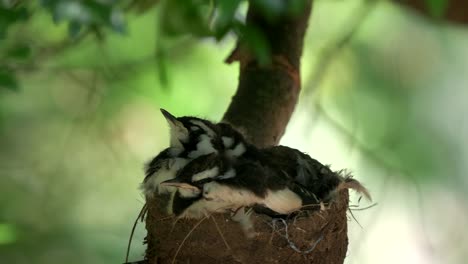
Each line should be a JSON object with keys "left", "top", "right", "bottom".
{"left": 160, "top": 108, "right": 178, "bottom": 124}
{"left": 160, "top": 178, "right": 200, "bottom": 191}
{"left": 160, "top": 108, "right": 189, "bottom": 146}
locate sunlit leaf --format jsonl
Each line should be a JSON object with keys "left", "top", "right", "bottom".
{"left": 425, "top": 0, "right": 449, "bottom": 18}
{"left": 0, "top": 223, "right": 17, "bottom": 245}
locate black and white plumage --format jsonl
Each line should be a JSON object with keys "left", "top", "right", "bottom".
{"left": 160, "top": 153, "right": 235, "bottom": 219}
{"left": 201, "top": 159, "right": 307, "bottom": 215}
{"left": 160, "top": 108, "right": 222, "bottom": 159}
{"left": 208, "top": 123, "right": 370, "bottom": 200}
{"left": 141, "top": 109, "right": 222, "bottom": 199}
{"left": 143, "top": 110, "right": 371, "bottom": 231}
{"left": 161, "top": 152, "right": 315, "bottom": 217}
{"left": 149, "top": 121, "right": 252, "bottom": 216}
{"left": 142, "top": 147, "right": 187, "bottom": 197}
{"left": 160, "top": 153, "right": 261, "bottom": 236}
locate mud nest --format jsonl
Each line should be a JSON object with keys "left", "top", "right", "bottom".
{"left": 144, "top": 190, "right": 349, "bottom": 264}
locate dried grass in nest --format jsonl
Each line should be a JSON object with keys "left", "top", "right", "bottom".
{"left": 125, "top": 189, "right": 376, "bottom": 264}
{"left": 138, "top": 190, "right": 351, "bottom": 264}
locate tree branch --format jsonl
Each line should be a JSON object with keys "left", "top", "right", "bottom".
{"left": 222, "top": 1, "right": 312, "bottom": 147}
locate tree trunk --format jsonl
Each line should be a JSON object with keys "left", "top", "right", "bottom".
{"left": 144, "top": 1, "right": 350, "bottom": 263}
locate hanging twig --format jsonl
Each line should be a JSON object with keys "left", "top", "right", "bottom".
{"left": 125, "top": 203, "right": 148, "bottom": 263}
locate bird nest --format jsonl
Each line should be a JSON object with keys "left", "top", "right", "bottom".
{"left": 142, "top": 190, "right": 349, "bottom": 264}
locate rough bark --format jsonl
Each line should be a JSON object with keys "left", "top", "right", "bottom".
{"left": 222, "top": 2, "right": 308, "bottom": 147}
{"left": 394, "top": 0, "right": 468, "bottom": 24}
{"left": 144, "top": 1, "right": 350, "bottom": 263}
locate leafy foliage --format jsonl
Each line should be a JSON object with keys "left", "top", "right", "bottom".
{"left": 0, "top": 3, "right": 29, "bottom": 39}
{"left": 0, "top": 67, "right": 18, "bottom": 91}
{"left": 425, "top": 0, "right": 449, "bottom": 18}
{"left": 0, "top": 223, "right": 17, "bottom": 245}
{"left": 0, "top": 0, "right": 312, "bottom": 91}
{"left": 40, "top": 0, "right": 127, "bottom": 35}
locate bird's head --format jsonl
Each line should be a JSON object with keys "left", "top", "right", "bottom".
{"left": 160, "top": 109, "right": 222, "bottom": 157}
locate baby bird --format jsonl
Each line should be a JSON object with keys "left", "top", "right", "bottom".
{"left": 146, "top": 111, "right": 371, "bottom": 222}
{"left": 166, "top": 119, "right": 371, "bottom": 212}
{"left": 210, "top": 123, "right": 372, "bottom": 205}
{"left": 141, "top": 109, "right": 222, "bottom": 198}
{"left": 159, "top": 153, "right": 235, "bottom": 219}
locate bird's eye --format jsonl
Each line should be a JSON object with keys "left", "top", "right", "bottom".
{"left": 190, "top": 126, "right": 200, "bottom": 131}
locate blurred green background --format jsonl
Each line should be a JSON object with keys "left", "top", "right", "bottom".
{"left": 1, "top": 0, "right": 467, "bottom": 263}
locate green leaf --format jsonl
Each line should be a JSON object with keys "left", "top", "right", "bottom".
{"left": 0, "top": 6, "right": 29, "bottom": 39}
{"left": 7, "top": 44, "right": 32, "bottom": 60}
{"left": 0, "top": 6, "right": 29, "bottom": 22}
{"left": 160, "top": 0, "right": 212, "bottom": 37}
{"left": 0, "top": 223, "right": 17, "bottom": 245}
{"left": 250, "top": 0, "right": 284, "bottom": 20}
{"left": 250, "top": 0, "right": 307, "bottom": 21}
{"left": 85, "top": 0, "right": 115, "bottom": 26}
{"left": 0, "top": 23, "right": 6, "bottom": 39}
{"left": 68, "top": 21, "right": 82, "bottom": 38}
{"left": 109, "top": 9, "right": 126, "bottom": 33}
{"left": 54, "top": 1, "right": 92, "bottom": 24}
{"left": 45, "top": 0, "right": 127, "bottom": 34}
{"left": 237, "top": 24, "right": 271, "bottom": 65}
{"left": 0, "top": 68, "right": 19, "bottom": 91}
{"left": 285, "top": 0, "right": 308, "bottom": 16}
{"left": 425, "top": 0, "right": 449, "bottom": 18}
{"left": 212, "top": 0, "right": 242, "bottom": 40}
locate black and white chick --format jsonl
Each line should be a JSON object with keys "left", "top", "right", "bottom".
{"left": 140, "top": 109, "right": 222, "bottom": 201}
{"left": 160, "top": 153, "right": 234, "bottom": 219}
{"left": 160, "top": 153, "right": 262, "bottom": 236}
{"left": 202, "top": 122, "right": 372, "bottom": 213}
{"left": 258, "top": 145, "right": 371, "bottom": 203}
{"left": 201, "top": 155, "right": 371, "bottom": 216}
{"left": 150, "top": 113, "right": 371, "bottom": 216}
{"left": 158, "top": 119, "right": 372, "bottom": 238}
{"left": 160, "top": 151, "right": 318, "bottom": 230}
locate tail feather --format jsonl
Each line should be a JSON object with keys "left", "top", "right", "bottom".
{"left": 336, "top": 176, "right": 372, "bottom": 201}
